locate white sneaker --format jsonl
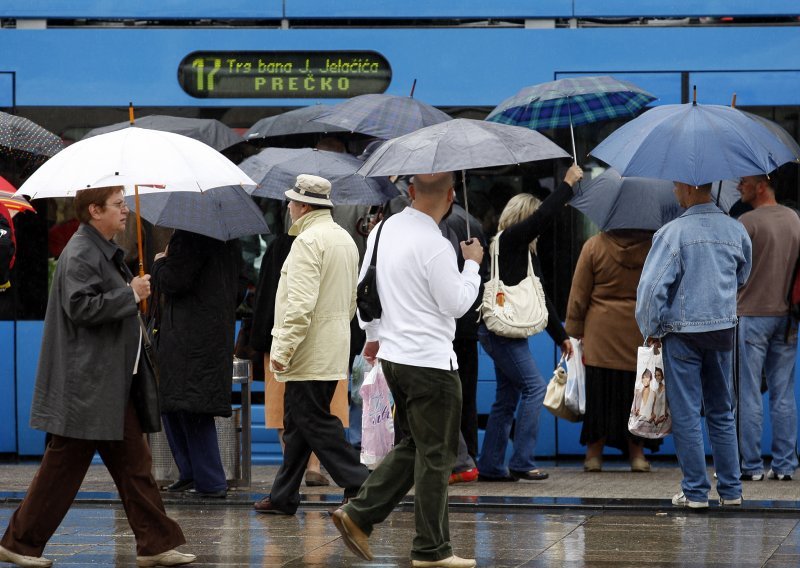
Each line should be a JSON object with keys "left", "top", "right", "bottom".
{"left": 672, "top": 491, "right": 709, "bottom": 509}
{"left": 719, "top": 496, "right": 742, "bottom": 506}
{"left": 767, "top": 469, "right": 793, "bottom": 481}
{"left": 411, "top": 555, "right": 477, "bottom": 568}
{"left": 740, "top": 472, "right": 764, "bottom": 481}
{"left": 0, "top": 545, "right": 53, "bottom": 568}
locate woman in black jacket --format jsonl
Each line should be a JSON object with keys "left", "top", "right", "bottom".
{"left": 477, "top": 163, "right": 583, "bottom": 482}
{"left": 151, "top": 229, "right": 242, "bottom": 498}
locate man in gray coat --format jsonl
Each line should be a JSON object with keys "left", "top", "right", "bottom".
{"left": 0, "top": 186, "right": 194, "bottom": 568}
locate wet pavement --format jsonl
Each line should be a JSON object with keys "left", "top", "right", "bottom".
{"left": 1, "top": 461, "right": 800, "bottom": 566}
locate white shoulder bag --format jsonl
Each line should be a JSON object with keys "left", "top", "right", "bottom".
{"left": 480, "top": 231, "right": 548, "bottom": 339}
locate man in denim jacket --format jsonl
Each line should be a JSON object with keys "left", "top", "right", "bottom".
{"left": 636, "top": 181, "right": 751, "bottom": 509}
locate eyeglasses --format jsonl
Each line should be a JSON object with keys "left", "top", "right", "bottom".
{"left": 104, "top": 200, "right": 130, "bottom": 211}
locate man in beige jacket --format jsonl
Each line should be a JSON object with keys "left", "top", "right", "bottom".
{"left": 253, "top": 174, "right": 369, "bottom": 515}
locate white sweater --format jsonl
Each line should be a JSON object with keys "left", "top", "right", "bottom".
{"left": 359, "top": 207, "right": 480, "bottom": 371}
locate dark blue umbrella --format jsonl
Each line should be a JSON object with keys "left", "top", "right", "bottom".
{"left": 570, "top": 168, "right": 684, "bottom": 231}
{"left": 486, "top": 76, "right": 656, "bottom": 158}
{"left": 126, "top": 185, "right": 269, "bottom": 242}
{"left": 310, "top": 94, "right": 452, "bottom": 140}
{"left": 241, "top": 147, "right": 399, "bottom": 206}
{"left": 590, "top": 102, "right": 797, "bottom": 186}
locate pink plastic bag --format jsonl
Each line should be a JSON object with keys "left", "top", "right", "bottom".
{"left": 359, "top": 363, "right": 395, "bottom": 466}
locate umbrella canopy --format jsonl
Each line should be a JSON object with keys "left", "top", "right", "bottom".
{"left": 241, "top": 147, "right": 399, "bottom": 206}
{"left": 0, "top": 110, "right": 64, "bottom": 160}
{"left": 311, "top": 94, "right": 452, "bottom": 140}
{"left": 16, "top": 127, "right": 255, "bottom": 199}
{"left": 590, "top": 103, "right": 797, "bottom": 186}
{"left": 569, "top": 168, "right": 684, "bottom": 231}
{"left": 487, "top": 75, "right": 656, "bottom": 131}
{"left": 245, "top": 106, "right": 347, "bottom": 140}
{"left": 739, "top": 110, "right": 800, "bottom": 162}
{"left": 126, "top": 185, "right": 269, "bottom": 242}
{"left": 0, "top": 176, "right": 35, "bottom": 214}
{"left": 357, "top": 118, "right": 571, "bottom": 177}
{"left": 82, "top": 115, "right": 244, "bottom": 151}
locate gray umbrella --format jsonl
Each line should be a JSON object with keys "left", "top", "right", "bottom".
{"left": 245, "top": 106, "right": 347, "bottom": 140}
{"left": 569, "top": 168, "right": 684, "bottom": 231}
{"left": 83, "top": 115, "right": 244, "bottom": 151}
{"left": 357, "top": 118, "right": 571, "bottom": 177}
{"left": 311, "top": 94, "right": 452, "bottom": 140}
{"left": 126, "top": 185, "right": 269, "bottom": 242}
{"left": 357, "top": 118, "right": 571, "bottom": 239}
{"left": 241, "top": 147, "right": 399, "bottom": 206}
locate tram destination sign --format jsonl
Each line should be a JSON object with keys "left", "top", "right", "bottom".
{"left": 178, "top": 51, "right": 391, "bottom": 99}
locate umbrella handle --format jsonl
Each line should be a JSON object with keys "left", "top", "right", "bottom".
{"left": 134, "top": 184, "right": 147, "bottom": 313}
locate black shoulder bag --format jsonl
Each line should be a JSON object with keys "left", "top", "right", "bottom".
{"left": 131, "top": 312, "right": 162, "bottom": 433}
{"left": 356, "top": 219, "right": 386, "bottom": 322}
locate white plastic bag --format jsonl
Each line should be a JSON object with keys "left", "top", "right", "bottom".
{"left": 628, "top": 346, "right": 672, "bottom": 439}
{"left": 564, "top": 337, "right": 585, "bottom": 415}
{"left": 543, "top": 356, "right": 581, "bottom": 422}
{"left": 359, "top": 362, "right": 395, "bottom": 466}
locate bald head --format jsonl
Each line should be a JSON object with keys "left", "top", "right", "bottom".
{"left": 410, "top": 172, "right": 455, "bottom": 196}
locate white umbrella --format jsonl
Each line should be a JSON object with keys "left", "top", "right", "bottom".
{"left": 15, "top": 127, "right": 257, "bottom": 302}
{"left": 16, "top": 127, "right": 255, "bottom": 198}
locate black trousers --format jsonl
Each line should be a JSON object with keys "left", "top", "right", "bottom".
{"left": 269, "top": 380, "right": 369, "bottom": 513}
{"left": 454, "top": 337, "right": 479, "bottom": 459}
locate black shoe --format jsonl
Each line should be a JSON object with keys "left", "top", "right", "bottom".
{"left": 187, "top": 488, "right": 227, "bottom": 498}
{"left": 253, "top": 496, "right": 293, "bottom": 515}
{"left": 477, "top": 473, "right": 517, "bottom": 482}
{"left": 163, "top": 479, "right": 194, "bottom": 492}
{"left": 509, "top": 469, "right": 549, "bottom": 481}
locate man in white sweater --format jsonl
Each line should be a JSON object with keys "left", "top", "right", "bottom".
{"left": 332, "top": 172, "right": 483, "bottom": 568}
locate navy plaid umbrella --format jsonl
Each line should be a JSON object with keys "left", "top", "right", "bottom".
{"left": 0, "top": 111, "right": 64, "bottom": 161}
{"left": 241, "top": 147, "right": 399, "bottom": 206}
{"left": 310, "top": 94, "right": 452, "bottom": 140}
{"left": 486, "top": 76, "right": 656, "bottom": 159}
{"left": 126, "top": 185, "right": 269, "bottom": 242}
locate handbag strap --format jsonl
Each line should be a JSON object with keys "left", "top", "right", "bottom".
{"left": 137, "top": 312, "right": 153, "bottom": 349}
{"left": 367, "top": 218, "right": 387, "bottom": 269}
{"left": 490, "top": 231, "right": 534, "bottom": 282}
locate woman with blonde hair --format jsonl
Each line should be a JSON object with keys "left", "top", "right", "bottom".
{"left": 477, "top": 163, "right": 583, "bottom": 482}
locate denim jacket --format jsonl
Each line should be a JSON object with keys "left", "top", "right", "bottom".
{"left": 636, "top": 203, "right": 752, "bottom": 339}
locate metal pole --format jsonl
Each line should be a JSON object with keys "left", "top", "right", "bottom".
{"left": 461, "top": 169, "right": 471, "bottom": 241}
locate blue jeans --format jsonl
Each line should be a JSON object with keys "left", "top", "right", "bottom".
{"left": 737, "top": 315, "right": 799, "bottom": 477}
{"left": 477, "top": 325, "right": 546, "bottom": 476}
{"left": 662, "top": 334, "right": 741, "bottom": 502}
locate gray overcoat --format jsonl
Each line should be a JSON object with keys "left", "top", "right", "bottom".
{"left": 29, "top": 223, "right": 140, "bottom": 441}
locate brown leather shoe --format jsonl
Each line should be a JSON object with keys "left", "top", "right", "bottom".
{"left": 305, "top": 470, "right": 331, "bottom": 487}
{"left": 253, "top": 496, "right": 293, "bottom": 515}
{"left": 331, "top": 509, "right": 374, "bottom": 560}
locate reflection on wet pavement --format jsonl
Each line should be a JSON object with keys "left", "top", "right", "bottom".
{"left": 2, "top": 506, "right": 798, "bottom": 567}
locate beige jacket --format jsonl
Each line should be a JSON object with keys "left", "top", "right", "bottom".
{"left": 565, "top": 230, "right": 652, "bottom": 372}
{"left": 271, "top": 209, "right": 359, "bottom": 381}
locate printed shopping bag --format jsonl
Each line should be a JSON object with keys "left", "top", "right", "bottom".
{"left": 359, "top": 362, "right": 394, "bottom": 466}
{"left": 564, "top": 338, "right": 585, "bottom": 415}
{"left": 628, "top": 345, "right": 672, "bottom": 438}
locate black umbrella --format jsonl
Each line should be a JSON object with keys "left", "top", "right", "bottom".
{"left": 82, "top": 115, "right": 244, "bottom": 152}
{"left": 0, "top": 110, "right": 64, "bottom": 161}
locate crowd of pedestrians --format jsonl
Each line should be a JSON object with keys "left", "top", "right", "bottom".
{"left": 1, "top": 147, "right": 798, "bottom": 568}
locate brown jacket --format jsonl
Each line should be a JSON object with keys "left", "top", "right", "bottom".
{"left": 565, "top": 230, "right": 652, "bottom": 372}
